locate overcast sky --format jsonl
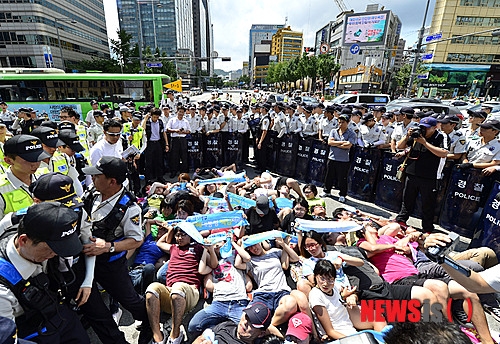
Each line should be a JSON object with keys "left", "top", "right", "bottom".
{"left": 103, "top": 0, "right": 436, "bottom": 72}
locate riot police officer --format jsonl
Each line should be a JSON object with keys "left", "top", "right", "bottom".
{"left": 81, "top": 157, "right": 150, "bottom": 339}
{"left": 0, "top": 202, "right": 90, "bottom": 343}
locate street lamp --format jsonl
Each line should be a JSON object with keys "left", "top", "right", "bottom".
{"left": 54, "top": 17, "right": 77, "bottom": 71}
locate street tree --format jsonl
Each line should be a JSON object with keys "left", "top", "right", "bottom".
{"left": 317, "top": 54, "right": 340, "bottom": 95}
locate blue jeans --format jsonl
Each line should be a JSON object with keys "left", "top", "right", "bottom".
{"left": 129, "top": 263, "right": 156, "bottom": 294}
{"left": 156, "top": 261, "right": 169, "bottom": 284}
{"left": 188, "top": 299, "right": 249, "bottom": 335}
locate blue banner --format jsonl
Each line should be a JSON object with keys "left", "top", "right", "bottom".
{"left": 187, "top": 210, "right": 249, "bottom": 231}
{"left": 440, "top": 166, "right": 494, "bottom": 238}
{"left": 176, "top": 222, "right": 205, "bottom": 244}
{"left": 296, "top": 219, "right": 363, "bottom": 233}
{"left": 205, "top": 231, "right": 233, "bottom": 258}
{"left": 243, "top": 230, "right": 296, "bottom": 248}
{"left": 474, "top": 181, "right": 500, "bottom": 260}
{"left": 228, "top": 192, "right": 256, "bottom": 209}
{"left": 197, "top": 172, "right": 247, "bottom": 185}
{"left": 272, "top": 197, "right": 293, "bottom": 210}
{"left": 207, "top": 197, "right": 229, "bottom": 209}
{"left": 348, "top": 147, "right": 382, "bottom": 202}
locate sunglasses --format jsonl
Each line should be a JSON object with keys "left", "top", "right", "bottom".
{"left": 105, "top": 131, "right": 122, "bottom": 136}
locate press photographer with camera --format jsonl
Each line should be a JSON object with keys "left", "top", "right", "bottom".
{"left": 394, "top": 117, "right": 449, "bottom": 233}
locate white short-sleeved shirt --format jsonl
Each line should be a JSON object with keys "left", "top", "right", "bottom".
{"left": 309, "top": 287, "right": 357, "bottom": 337}
{"left": 479, "top": 264, "right": 500, "bottom": 292}
{"left": 466, "top": 138, "right": 500, "bottom": 164}
{"left": 447, "top": 129, "right": 468, "bottom": 154}
{"left": 89, "top": 139, "right": 123, "bottom": 166}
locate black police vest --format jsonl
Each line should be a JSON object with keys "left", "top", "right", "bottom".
{"left": 83, "top": 188, "right": 137, "bottom": 243}
{"left": 145, "top": 119, "right": 165, "bottom": 145}
{"left": 0, "top": 233, "right": 63, "bottom": 339}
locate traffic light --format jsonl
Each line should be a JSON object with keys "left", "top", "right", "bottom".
{"left": 305, "top": 47, "right": 316, "bottom": 53}
{"left": 486, "top": 76, "right": 492, "bottom": 87}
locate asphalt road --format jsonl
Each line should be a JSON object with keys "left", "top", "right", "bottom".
{"left": 88, "top": 91, "right": 500, "bottom": 343}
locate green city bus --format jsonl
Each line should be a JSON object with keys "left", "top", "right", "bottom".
{"left": 0, "top": 69, "right": 170, "bottom": 121}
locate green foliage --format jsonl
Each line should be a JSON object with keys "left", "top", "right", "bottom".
{"left": 395, "top": 61, "right": 429, "bottom": 87}
{"left": 238, "top": 75, "right": 251, "bottom": 85}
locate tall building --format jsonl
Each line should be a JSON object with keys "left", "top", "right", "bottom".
{"left": 249, "top": 24, "right": 284, "bottom": 85}
{"left": 271, "top": 26, "right": 303, "bottom": 62}
{"left": 117, "top": 0, "right": 212, "bottom": 86}
{"left": 315, "top": 5, "right": 402, "bottom": 93}
{"left": 422, "top": 0, "right": 499, "bottom": 97}
{"left": 242, "top": 61, "right": 249, "bottom": 77}
{"left": 0, "top": 0, "right": 109, "bottom": 69}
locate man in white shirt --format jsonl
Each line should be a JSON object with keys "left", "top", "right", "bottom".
{"left": 0, "top": 101, "right": 15, "bottom": 125}
{"left": 167, "top": 105, "right": 191, "bottom": 178}
{"left": 89, "top": 119, "right": 124, "bottom": 166}
{"left": 85, "top": 100, "right": 100, "bottom": 127}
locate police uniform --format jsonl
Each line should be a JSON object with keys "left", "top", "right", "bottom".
{"left": 302, "top": 115, "right": 318, "bottom": 138}
{"left": 79, "top": 161, "right": 148, "bottom": 331}
{"left": 76, "top": 124, "right": 91, "bottom": 165}
{"left": 0, "top": 202, "right": 90, "bottom": 343}
{"left": 288, "top": 114, "right": 303, "bottom": 135}
{"left": 447, "top": 129, "right": 468, "bottom": 155}
{"left": 204, "top": 115, "right": 220, "bottom": 133}
{"left": 319, "top": 117, "right": 338, "bottom": 140}
{"left": 466, "top": 139, "right": 500, "bottom": 163}
{"left": 191, "top": 113, "right": 204, "bottom": 133}
{"left": 0, "top": 141, "right": 10, "bottom": 172}
{"left": 348, "top": 121, "right": 361, "bottom": 142}
{"left": 257, "top": 112, "right": 271, "bottom": 171}
{"left": 380, "top": 123, "right": 395, "bottom": 144}
{"left": 273, "top": 112, "right": 287, "bottom": 138}
{"left": 360, "top": 124, "right": 386, "bottom": 147}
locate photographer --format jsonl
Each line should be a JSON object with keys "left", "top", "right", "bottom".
{"left": 167, "top": 105, "right": 191, "bottom": 178}
{"left": 395, "top": 117, "right": 448, "bottom": 233}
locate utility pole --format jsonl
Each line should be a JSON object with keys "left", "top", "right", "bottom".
{"left": 135, "top": 0, "right": 145, "bottom": 73}
{"left": 406, "top": 0, "right": 431, "bottom": 97}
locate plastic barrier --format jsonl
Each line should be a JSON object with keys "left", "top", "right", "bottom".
{"left": 203, "top": 133, "right": 222, "bottom": 168}
{"left": 473, "top": 181, "right": 500, "bottom": 260}
{"left": 294, "top": 137, "right": 313, "bottom": 181}
{"left": 308, "top": 140, "right": 329, "bottom": 186}
{"left": 374, "top": 151, "right": 404, "bottom": 213}
{"left": 266, "top": 131, "right": 278, "bottom": 171}
{"left": 224, "top": 133, "right": 242, "bottom": 167}
{"left": 439, "top": 166, "right": 494, "bottom": 238}
{"left": 187, "top": 133, "right": 203, "bottom": 170}
{"left": 275, "top": 134, "right": 297, "bottom": 177}
{"left": 348, "top": 147, "right": 382, "bottom": 202}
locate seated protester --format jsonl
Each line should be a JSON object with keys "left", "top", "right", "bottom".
{"left": 280, "top": 198, "right": 313, "bottom": 234}
{"left": 129, "top": 221, "right": 168, "bottom": 295}
{"left": 146, "top": 182, "right": 170, "bottom": 210}
{"left": 244, "top": 195, "right": 280, "bottom": 236}
{"left": 168, "top": 173, "right": 199, "bottom": 196}
{"left": 302, "top": 184, "right": 326, "bottom": 214}
{"left": 255, "top": 171, "right": 304, "bottom": 199}
{"left": 285, "top": 237, "right": 307, "bottom": 291}
{"left": 310, "top": 204, "right": 329, "bottom": 220}
{"left": 144, "top": 199, "right": 175, "bottom": 238}
{"left": 358, "top": 227, "right": 496, "bottom": 344}
{"left": 188, "top": 238, "right": 252, "bottom": 337}
{"left": 175, "top": 199, "right": 194, "bottom": 219}
{"left": 322, "top": 231, "right": 434, "bottom": 304}
{"left": 309, "top": 260, "right": 386, "bottom": 341}
{"left": 235, "top": 236, "right": 315, "bottom": 339}
{"left": 459, "top": 119, "right": 500, "bottom": 170}
{"left": 297, "top": 231, "right": 364, "bottom": 297}
{"left": 145, "top": 223, "right": 218, "bottom": 344}
{"left": 284, "top": 312, "right": 314, "bottom": 344}
{"left": 193, "top": 302, "right": 272, "bottom": 344}
{"left": 332, "top": 207, "right": 402, "bottom": 234}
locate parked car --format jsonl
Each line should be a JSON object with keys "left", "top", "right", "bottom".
{"left": 386, "top": 101, "right": 462, "bottom": 116}
{"left": 332, "top": 93, "right": 391, "bottom": 108}
{"left": 294, "top": 95, "right": 320, "bottom": 107}
{"left": 267, "top": 94, "right": 285, "bottom": 103}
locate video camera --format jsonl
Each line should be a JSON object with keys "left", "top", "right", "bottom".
{"left": 425, "top": 232, "right": 471, "bottom": 277}
{"left": 410, "top": 126, "right": 425, "bottom": 138}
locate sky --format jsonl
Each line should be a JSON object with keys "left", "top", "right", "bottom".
{"left": 103, "top": 0, "right": 437, "bottom": 72}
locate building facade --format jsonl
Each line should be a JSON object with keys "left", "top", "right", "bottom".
{"left": 0, "top": 0, "right": 109, "bottom": 70}
{"left": 271, "top": 26, "right": 303, "bottom": 62}
{"left": 249, "top": 24, "right": 284, "bottom": 85}
{"left": 422, "top": 0, "right": 499, "bottom": 97}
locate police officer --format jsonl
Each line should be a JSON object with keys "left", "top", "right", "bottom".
{"left": 203, "top": 107, "right": 220, "bottom": 135}
{"left": 319, "top": 105, "right": 338, "bottom": 143}
{"left": 0, "top": 202, "right": 90, "bottom": 343}
{"left": 85, "top": 100, "right": 99, "bottom": 127}
{"left": 391, "top": 107, "right": 418, "bottom": 152}
{"left": 0, "top": 135, "right": 50, "bottom": 220}
{"left": 123, "top": 112, "right": 146, "bottom": 195}
{"left": 81, "top": 157, "right": 151, "bottom": 340}
{"left": 465, "top": 110, "right": 487, "bottom": 139}
{"left": 436, "top": 114, "right": 468, "bottom": 160}
{"left": 372, "top": 106, "right": 386, "bottom": 123}
{"left": 301, "top": 106, "right": 318, "bottom": 139}
{"left": 118, "top": 106, "right": 132, "bottom": 124}
{"left": 30, "top": 126, "right": 84, "bottom": 196}
{"left": 59, "top": 108, "right": 91, "bottom": 165}
{"left": 360, "top": 113, "right": 387, "bottom": 148}
{"left": 272, "top": 103, "right": 288, "bottom": 139}
{"left": 459, "top": 119, "right": 500, "bottom": 170}
{"left": 288, "top": 105, "right": 303, "bottom": 136}
{"left": 378, "top": 112, "right": 395, "bottom": 149}
{"left": 11, "top": 108, "right": 35, "bottom": 135}
{"left": 256, "top": 104, "right": 271, "bottom": 172}
{"left": 232, "top": 107, "right": 250, "bottom": 162}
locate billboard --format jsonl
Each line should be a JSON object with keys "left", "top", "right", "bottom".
{"left": 343, "top": 11, "right": 389, "bottom": 46}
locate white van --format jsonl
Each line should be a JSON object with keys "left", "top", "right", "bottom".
{"left": 332, "top": 93, "right": 391, "bottom": 108}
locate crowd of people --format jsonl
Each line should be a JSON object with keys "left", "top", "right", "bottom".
{"left": 0, "top": 91, "right": 499, "bottom": 344}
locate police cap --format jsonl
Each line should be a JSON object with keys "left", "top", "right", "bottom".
{"left": 21, "top": 201, "right": 83, "bottom": 257}
{"left": 479, "top": 119, "right": 500, "bottom": 131}
{"left": 58, "top": 129, "right": 84, "bottom": 152}
{"left": 31, "top": 126, "right": 65, "bottom": 148}
{"left": 58, "top": 121, "right": 76, "bottom": 133}
{"left": 3, "top": 135, "right": 51, "bottom": 162}
{"left": 29, "top": 172, "right": 83, "bottom": 209}
{"left": 82, "top": 156, "right": 127, "bottom": 184}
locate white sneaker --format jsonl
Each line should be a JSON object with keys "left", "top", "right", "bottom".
{"left": 154, "top": 330, "right": 168, "bottom": 344}
{"left": 319, "top": 191, "right": 330, "bottom": 198}
{"left": 112, "top": 308, "right": 122, "bottom": 325}
{"left": 338, "top": 196, "right": 346, "bottom": 203}
{"left": 167, "top": 334, "right": 183, "bottom": 344}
